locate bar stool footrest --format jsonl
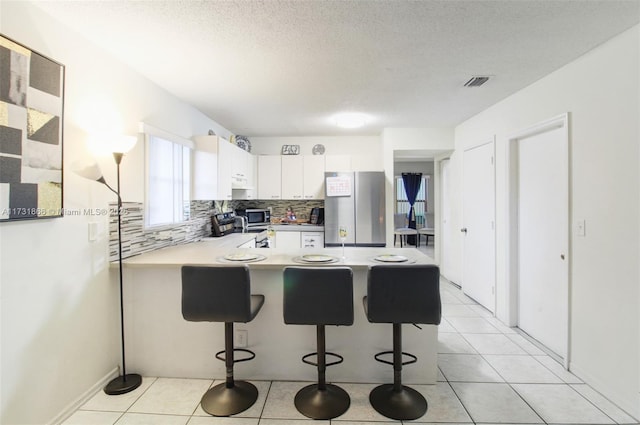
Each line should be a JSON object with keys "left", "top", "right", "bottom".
{"left": 374, "top": 350, "right": 417, "bottom": 366}
{"left": 302, "top": 351, "right": 344, "bottom": 367}
{"left": 215, "top": 348, "right": 256, "bottom": 364}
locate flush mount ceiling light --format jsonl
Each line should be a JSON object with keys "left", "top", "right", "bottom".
{"left": 333, "top": 112, "right": 370, "bottom": 129}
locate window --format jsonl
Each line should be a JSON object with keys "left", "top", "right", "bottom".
{"left": 143, "top": 124, "right": 192, "bottom": 228}
{"left": 395, "top": 175, "right": 429, "bottom": 228}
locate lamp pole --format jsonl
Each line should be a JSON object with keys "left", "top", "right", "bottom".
{"left": 104, "top": 151, "right": 142, "bottom": 395}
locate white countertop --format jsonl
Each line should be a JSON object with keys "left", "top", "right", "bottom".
{"left": 122, "top": 240, "right": 433, "bottom": 269}
{"left": 247, "top": 224, "right": 325, "bottom": 232}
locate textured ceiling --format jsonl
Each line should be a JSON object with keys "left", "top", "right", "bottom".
{"left": 33, "top": 0, "right": 640, "bottom": 136}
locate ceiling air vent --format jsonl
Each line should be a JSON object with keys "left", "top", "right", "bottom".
{"left": 464, "top": 76, "right": 490, "bottom": 87}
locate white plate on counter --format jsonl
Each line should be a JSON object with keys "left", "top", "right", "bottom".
{"left": 372, "top": 254, "right": 413, "bottom": 263}
{"left": 218, "top": 253, "right": 266, "bottom": 263}
{"left": 293, "top": 254, "right": 339, "bottom": 264}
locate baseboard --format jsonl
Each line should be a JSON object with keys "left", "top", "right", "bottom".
{"left": 569, "top": 361, "right": 640, "bottom": 422}
{"left": 48, "top": 367, "right": 119, "bottom": 425}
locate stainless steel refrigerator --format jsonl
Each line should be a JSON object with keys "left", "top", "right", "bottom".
{"left": 324, "top": 171, "right": 386, "bottom": 247}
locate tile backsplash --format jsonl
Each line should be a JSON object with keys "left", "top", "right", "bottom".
{"left": 230, "top": 199, "right": 324, "bottom": 221}
{"left": 109, "top": 200, "right": 215, "bottom": 261}
{"left": 109, "top": 199, "right": 324, "bottom": 260}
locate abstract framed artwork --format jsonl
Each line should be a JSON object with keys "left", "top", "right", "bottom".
{"left": 0, "top": 34, "right": 64, "bottom": 221}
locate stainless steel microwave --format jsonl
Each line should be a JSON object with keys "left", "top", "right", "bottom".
{"left": 236, "top": 208, "right": 271, "bottom": 227}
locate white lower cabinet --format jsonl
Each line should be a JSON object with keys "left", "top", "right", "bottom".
{"left": 237, "top": 238, "right": 256, "bottom": 249}
{"left": 274, "top": 231, "right": 300, "bottom": 249}
{"left": 301, "top": 232, "right": 324, "bottom": 248}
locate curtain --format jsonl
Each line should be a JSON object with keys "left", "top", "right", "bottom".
{"left": 402, "top": 172, "right": 422, "bottom": 245}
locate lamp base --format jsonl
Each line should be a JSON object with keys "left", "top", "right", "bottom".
{"left": 104, "top": 373, "right": 142, "bottom": 395}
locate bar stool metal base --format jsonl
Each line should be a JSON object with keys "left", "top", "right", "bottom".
{"left": 294, "top": 383, "right": 351, "bottom": 420}
{"left": 201, "top": 381, "right": 258, "bottom": 417}
{"left": 104, "top": 373, "right": 142, "bottom": 395}
{"left": 369, "top": 384, "right": 427, "bottom": 421}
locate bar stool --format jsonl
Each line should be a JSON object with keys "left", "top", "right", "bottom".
{"left": 364, "top": 264, "right": 441, "bottom": 420}
{"left": 181, "top": 265, "right": 265, "bottom": 416}
{"left": 283, "top": 267, "right": 354, "bottom": 419}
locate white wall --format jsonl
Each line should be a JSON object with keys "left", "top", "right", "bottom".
{"left": 249, "top": 135, "right": 383, "bottom": 171}
{"left": 0, "top": 2, "right": 230, "bottom": 423}
{"left": 452, "top": 25, "right": 639, "bottom": 417}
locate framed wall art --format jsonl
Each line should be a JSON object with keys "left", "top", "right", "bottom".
{"left": 0, "top": 34, "right": 65, "bottom": 221}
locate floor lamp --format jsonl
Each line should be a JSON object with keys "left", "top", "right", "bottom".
{"left": 76, "top": 135, "right": 142, "bottom": 395}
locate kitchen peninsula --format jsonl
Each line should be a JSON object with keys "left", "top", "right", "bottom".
{"left": 119, "top": 238, "right": 439, "bottom": 385}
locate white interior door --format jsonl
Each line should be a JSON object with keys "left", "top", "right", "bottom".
{"left": 517, "top": 125, "right": 568, "bottom": 358}
{"left": 462, "top": 142, "right": 496, "bottom": 312}
{"left": 440, "top": 159, "right": 455, "bottom": 281}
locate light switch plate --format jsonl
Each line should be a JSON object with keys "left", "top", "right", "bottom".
{"left": 577, "top": 219, "right": 586, "bottom": 237}
{"left": 88, "top": 222, "right": 99, "bottom": 241}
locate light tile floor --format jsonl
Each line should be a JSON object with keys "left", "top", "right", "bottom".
{"left": 63, "top": 247, "right": 638, "bottom": 425}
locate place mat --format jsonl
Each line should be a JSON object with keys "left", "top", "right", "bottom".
{"left": 293, "top": 254, "right": 340, "bottom": 264}
{"left": 218, "top": 253, "right": 266, "bottom": 263}
{"left": 371, "top": 254, "right": 416, "bottom": 264}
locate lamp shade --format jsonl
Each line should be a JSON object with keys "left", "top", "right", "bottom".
{"left": 112, "top": 135, "right": 137, "bottom": 154}
{"left": 73, "top": 161, "right": 104, "bottom": 182}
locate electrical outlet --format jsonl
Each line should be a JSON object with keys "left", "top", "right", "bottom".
{"left": 235, "top": 329, "right": 248, "bottom": 348}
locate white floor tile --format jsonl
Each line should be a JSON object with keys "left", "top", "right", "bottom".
{"left": 259, "top": 420, "right": 328, "bottom": 425}
{"left": 441, "top": 291, "right": 464, "bottom": 305}
{"left": 534, "top": 355, "right": 583, "bottom": 384}
{"left": 467, "top": 304, "right": 494, "bottom": 318}
{"left": 116, "top": 413, "right": 189, "bottom": 425}
{"left": 129, "top": 378, "right": 212, "bottom": 415}
{"left": 192, "top": 380, "right": 269, "bottom": 418}
{"left": 330, "top": 382, "right": 402, "bottom": 422}
{"left": 409, "top": 382, "right": 473, "bottom": 423}
{"left": 80, "top": 377, "right": 156, "bottom": 412}
{"left": 260, "top": 381, "right": 313, "bottom": 420}
{"left": 436, "top": 317, "right": 458, "bottom": 333}
{"left": 513, "top": 383, "right": 614, "bottom": 424}
{"left": 442, "top": 304, "right": 479, "bottom": 318}
{"left": 438, "top": 354, "right": 503, "bottom": 382}
{"left": 570, "top": 384, "right": 638, "bottom": 424}
{"left": 507, "top": 333, "right": 547, "bottom": 355}
{"left": 462, "top": 333, "right": 527, "bottom": 355}
{"left": 450, "top": 382, "right": 543, "bottom": 424}
{"left": 187, "top": 417, "right": 259, "bottom": 425}
{"left": 484, "top": 317, "right": 517, "bottom": 333}
{"left": 484, "top": 355, "right": 564, "bottom": 383}
{"left": 438, "top": 333, "right": 478, "bottom": 354}
{"left": 437, "top": 367, "right": 447, "bottom": 381}
{"left": 447, "top": 317, "right": 501, "bottom": 333}
{"left": 62, "top": 410, "right": 122, "bottom": 425}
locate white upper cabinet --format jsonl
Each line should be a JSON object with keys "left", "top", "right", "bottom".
{"left": 281, "top": 155, "right": 304, "bottom": 199}
{"left": 231, "top": 146, "right": 250, "bottom": 189}
{"left": 192, "top": 135, "right": 233, "bottom": 200}
{"left": 282, "top": 155, "right": 325, "bottom": 200}
{"left": 303, "top": 155, "right": 325, "bottom": 199}
{"left": 258, "top": 155, "right": 282, "bottom": 199}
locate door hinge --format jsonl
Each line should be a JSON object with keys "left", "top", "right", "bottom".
{"left": 491, "top": 156, "right": 494, "bottom": 165}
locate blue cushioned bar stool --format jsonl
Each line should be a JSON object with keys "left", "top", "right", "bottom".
{"left": 181, "top": 265, "right": 265, "bottom": 416}
{"left": 283, "top": 267, "right": 354, "bottom": 419}
{"left": 364, "top": 264, "right": 441, "bottom": 420}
